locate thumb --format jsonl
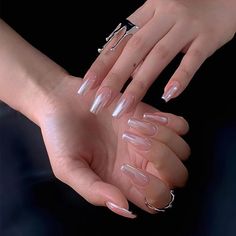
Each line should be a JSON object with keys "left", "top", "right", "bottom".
{"left": 53, "top": 158, "right": 136, "bottom": 219}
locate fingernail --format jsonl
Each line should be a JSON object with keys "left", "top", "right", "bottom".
{"left": 77, "top": 71, "right": 97, "bottom": 95}
{"left": 122, "top": 131, "right": 151, "bottom": 151}
{"left": 121, "top": 164, "right": 149, "bottom": 186}
{"left": 106, "top": 201, "right": 136, "bottom": 219}
{"left": 90, "top": 87, "right": 112, "bottom": 114}
{"left": 128, "top": 118, "right": 157, "bottom": 136}
{"left": 161, "top": 81, "right": 180, "bottom": 102}
{"left": 112, "top": 94, "right": 135, "bottom": 119}
{"left": 143, "top": 113, "right": 168, "bottom": 124}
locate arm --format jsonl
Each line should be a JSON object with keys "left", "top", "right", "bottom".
{"left": 0, "top": 19, "right": 190, "bottom": 218}
{"left": 0, "top": 19, "right": 68, "bottom": 125}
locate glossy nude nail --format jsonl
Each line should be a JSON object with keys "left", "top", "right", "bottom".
{"left": 90, "top": 88, "right": 112, "bottom": 114}
{"left": 121, "top": 164, "right": 149, "bottom": 186}
{"left": 143, "top": 113, "right": 168, "bottom": 124}
{"left": 122, "top": 131, "right": 152, "bottom": 151}
{"left": 112, "top": 94, "right": 135, "bottom": 119}
{"left": 162, "top": 81, "right": 180, "bottom": 102}
{"left": 106, "top": 201, "right": 136, "bottom": 219}
{"left": 77, "top": 72, "right": 97, "bottom": 95}
{"left": 128, "top": 118, "right": 157, "bottom": 136}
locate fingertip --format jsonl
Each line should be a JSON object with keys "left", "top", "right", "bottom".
{"left": 112, "top": 94, "right": 135, "bottom": 119}
{"left": 143, "top": 111, "right": 189, "bottom": 135}
{"left": 161, "top": 81, "right": 181, "bottom": 102}
{"left": 105, "top": 201, "right": 137, "bottom": 219}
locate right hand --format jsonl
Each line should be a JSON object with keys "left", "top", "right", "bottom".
{"left": 78, "top": 0, "right": 236, "bottom": 118}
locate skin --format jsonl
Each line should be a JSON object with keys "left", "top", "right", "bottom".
{"left": 81, "top": 0, "right": 236, "bottom": 116}
{"left": 0, "top": 19, "right": 190, "bottom": 218}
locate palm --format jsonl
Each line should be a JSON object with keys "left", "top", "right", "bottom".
{"left": 38, "top": 76, "right": 189, "bottom": 218}
{"left": 40, "top": 77, "right": 153, "bottom": 204}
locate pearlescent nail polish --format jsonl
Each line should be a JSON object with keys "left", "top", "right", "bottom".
{"left": 121, "top": 164, "right": 149, "bottom": 186}
{"left": 162, "top": 81, "right": 180, "bottom": 102}
{"left": 122, "top": 131, "right": 151, "bottom": 151}
{"left": 106, "top": 202, "right": 136, "bottom": 219}
{"left": 112, "top": 94, "right": 135, "bottom": 118}
{"left": 143, "top": 113, "right": 168, "bottom": 124}
{"left": 77, "top": 72, "right": 97, "bottom": 95}
{"left": 90, "top": 88, "right": 112, "bottom": 114}
{"left": 128, "top": 118, "right": 157, "bottom": 136}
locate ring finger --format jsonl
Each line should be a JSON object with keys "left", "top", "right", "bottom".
{"left": 121, "top": 163, "right": 173, "bottom": 213}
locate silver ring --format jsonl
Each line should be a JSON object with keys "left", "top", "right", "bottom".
{"left": 145, "top": 190, "right": 175, "bottom": 212}
{"left": 98, "top": 19, "right": 139, "bottom": 53}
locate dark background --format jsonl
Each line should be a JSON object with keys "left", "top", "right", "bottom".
{"left": 0, "top": 1, "right": 236, "bottom": 235}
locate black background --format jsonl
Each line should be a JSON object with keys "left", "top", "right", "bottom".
{"left": 1, "top": 1, "right": 236, "bottom": 235}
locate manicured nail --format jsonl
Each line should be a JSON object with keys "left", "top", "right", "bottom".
{"left": 112, "top": 94, "right": 135, "bottom": 119}
{"left": 106, "top": 201, "right": 136, "bottom": 219}
{"left": 122, "top": 131, "right": 151, "bottom": 151}
{"left": 90, "top": 87, "right": 112, "bottom": 114}
{"left": 128, "top": 118, "right": 157, "bottom": 136}
{"left": 77, "top": 71, "right": 97, "bottom": 95}
{"left": 143, "top": 113, "right": 168, "bottom": 124}
{"left": 121, "top": 164, "right": 149, "bottom": 186}
{"left": 162, "top": 81, "right": 180, "bottom": 102}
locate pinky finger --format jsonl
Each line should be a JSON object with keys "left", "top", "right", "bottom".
{"left": 162, "top": 36, "right": 216, "bottom": 102}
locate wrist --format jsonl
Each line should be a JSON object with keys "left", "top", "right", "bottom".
{"left": 0, "top": 19, "right": 70, "bottom": 125}
{"left": 18, "top": 67, "right": 69, "bottom": 126}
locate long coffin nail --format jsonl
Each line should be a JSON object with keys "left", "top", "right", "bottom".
{"left": 121, "top": 164, "right": 149, "bottom": 186}
{"left": 77, "top": 72, "right": 97, "bottom": 95}
{"left": 112, "top": 94, "right": 135, "bottom": 119}
{"left": 128, "top": 118, "right": 157, "bottom": 136}
{"left": 161, "top": 81, "right": 180, "bottom": 102}
{"left": 106, "top": 201, "right": 136, "bottom": 219}
{"left": 90, "top": 88, "right": 112, "bottom": 114}
{"left": 122, "top": 131, "right": 151, "bottom": 151}
{"left": 143, "top": 113, "right": 168, "bottom": 124}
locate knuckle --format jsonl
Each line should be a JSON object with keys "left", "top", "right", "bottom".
{"left": 180, "top": 168, "right": 189, "bottom": 187}
{"left": 179, "top": 66, "right": 192, "bottom": 81}
{"left": 154, "top": 43, "right": 170, "bottom": 60}
{"left": 127, "top": 35, "right": 146, "bottom": 51}
{"left": 176, "top": 168, "right": 189, "bottom": 188}
{"left": 189, "top": 48, "right": 205, "bottom": 61}
{"left": 131, "top": 79, "right": 149, "bottom": 93}
{"left": 106, "top": 71, "right": 123, "bottom": 86}
{"left": 89, "top": 57, "right": 109, "bottom": 79}
{"left": 107, "top": 71, "right": 122, "bottom": 81}
{"left": 166, "top": 1, "right": 188, "bottom": 14}
{"left": 178, "top": 116, "right": 190, "bottom": 133}
{"left": 154, "top": 145, "right": 168, "bottom": 169}
{"left": 95, "top": 57, "right": 109, "bottom": 71}
{"left": 103, "top": 71, "right": 124, "bottom": 88}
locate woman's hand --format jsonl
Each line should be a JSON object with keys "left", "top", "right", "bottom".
{"left": 0, "top": 19, "right": 190, "bottom": 219}
{"left": 39, "top": 75, "right": 190, "bottom": 218}
{"left": 78, "top": 0, "right": 236, "bottom": 117}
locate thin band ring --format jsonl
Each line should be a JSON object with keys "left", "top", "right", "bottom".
{"left": 145, "top": 190, "right": 175, "bottom": 212}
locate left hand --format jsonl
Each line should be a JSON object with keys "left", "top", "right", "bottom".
{"left": 78, "top": 0, "right": 236, "bottom": 117}
{"left": 39, "top": 75, "right": 190, "bottom": 218}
